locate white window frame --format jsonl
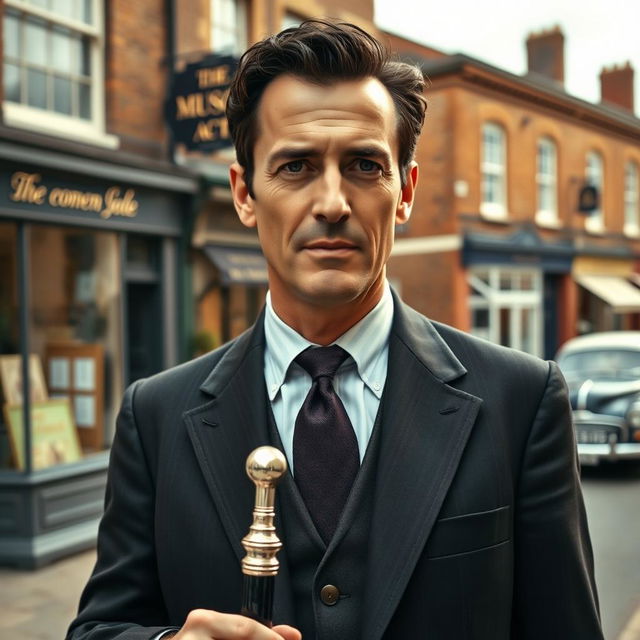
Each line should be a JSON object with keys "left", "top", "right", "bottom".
{"left": 480, "top": 122, "right": 507, "bottom": 219}
{"left": 468, "top": 267, "right": 543, "bottom": 357}
{"left": 3, "top": 0, "right": 117, "bottom": 148}
{"left": 210, "top": 0, "right": 247, "bottom": 56}
{"left": 535, "top": 137, "right": 558, "bottom": 226}
{"left": 585, "top": 151, "right": 605, "bottom": 233}
{"left": 624, "top": 161, "right": 640, "bottom": 237}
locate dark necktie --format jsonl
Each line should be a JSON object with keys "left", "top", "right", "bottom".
{"left": 293, "top": 345, "right": 360, "bottom": 544}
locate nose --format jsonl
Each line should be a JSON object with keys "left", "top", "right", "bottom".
{"left": 311, "top": 167, "right": 350, "bottom": 223}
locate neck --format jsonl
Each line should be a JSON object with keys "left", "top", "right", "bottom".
{"left": 270, "top": 284, "right": 385, "bottom": 345}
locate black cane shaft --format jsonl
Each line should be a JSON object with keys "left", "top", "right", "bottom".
{"left": 241, "top": 575, "right": 275, "bottom": 627}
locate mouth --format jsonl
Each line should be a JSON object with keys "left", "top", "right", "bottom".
{"left": 302, "top": 239, "right": 359, "bottom": 258}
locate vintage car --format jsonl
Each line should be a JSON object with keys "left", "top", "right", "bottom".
{"left": 555, "top": 331, "right": 640, "bottom": 466}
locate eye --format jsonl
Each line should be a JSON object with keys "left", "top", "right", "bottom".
{"left": 282, "top": 160, "right": 305, "bottom": 173}
{"left": 356, "top": 158, "right": 382, "bottom": 173}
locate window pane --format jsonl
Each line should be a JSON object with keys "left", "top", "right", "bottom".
{"left": 27, "top": 68, "right": 48, "bottom": 108}
{"left": 0, "top": 223, "right": 25, "bottom": 471}
{"left": 3, "top": 63, "right": 21, "bottom": 102}
{"left": 83, "top": 0, "right": 93, "bottom": 24}
{"left": 25, "top": 17, "right": 48, "bottom": 66}
{"left": 499, "top": 274, "right": 512, "bottom": 290}
{"left": 27, "top": 0, "right": 49, "bottom": 9}
{"left": 72, "top": 35, "right": 91, "bottom": 76}
{"left": 52, "top": 27, "right": 73, "bottom": 73}
{"left": 521, "top": 308, "right": 533, "bottom": 354}
{"left": 79, "top": 81, "right": 91, "bottom": 119}
{"left": 51, "top": 0, "right": 76, "bottom": 20}
{"left": 53, "top": 75, "right": 72, "bottom": 114}
{"left": 499, "top": 308, "right": 511, "bottom": 346}
{"left": 472, "top": 308, "right": 489, "bottom": 328}
{"left": 4, "top": 11, "right": 20, "bottom": 58}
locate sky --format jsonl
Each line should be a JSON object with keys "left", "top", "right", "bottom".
{"left": 374, "top": 0, "right": 640, "bottom": 115}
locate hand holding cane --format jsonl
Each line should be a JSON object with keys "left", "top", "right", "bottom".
{"left": 240, "top": 446, "right": 287, "bottom": 627}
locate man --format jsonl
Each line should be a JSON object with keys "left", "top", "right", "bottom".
{"left": 68, "top": 20, "right": 603, "bottom": 640}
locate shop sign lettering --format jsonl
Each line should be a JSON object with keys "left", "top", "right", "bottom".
{"left": 9, "top": 172, "right": 139, "bottom": 220}
{"left": 166, "top": 54, "right": 238, "bottom": 152}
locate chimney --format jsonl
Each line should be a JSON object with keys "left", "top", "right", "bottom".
{"left": 600, "top": 62, "right": 634, "bottom": 112}
{"left": 526, "top": 26, "right": 565, "bottom": 86}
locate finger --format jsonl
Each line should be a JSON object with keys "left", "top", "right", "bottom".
{"left": 182, "top": 609, "right": 289, "bottom": 639}
{"left": 272, "top": 625, "right": 302, "bottom": 640}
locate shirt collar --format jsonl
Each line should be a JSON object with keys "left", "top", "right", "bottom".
{"left": 263, "top": 283, "right": 394, "bottom": 401}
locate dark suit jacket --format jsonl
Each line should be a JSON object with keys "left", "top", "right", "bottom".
{"left": 68, "top": 296, "right": 603, "bottom": 639}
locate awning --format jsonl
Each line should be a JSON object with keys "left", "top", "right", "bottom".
{"left": 576, "top": 275, "right": 640, "bottom": 313}
{"left": 203, "top": 245, "right": 268, "bottom": 285}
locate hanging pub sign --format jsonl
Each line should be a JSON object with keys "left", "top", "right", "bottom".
{"left": 578, "top": 184, "right": 599, "bottom": 214}
{"left": 165, "top": 54, "right": 239, "bottom": 152}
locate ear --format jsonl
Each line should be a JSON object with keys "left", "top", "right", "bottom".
{"left": 230, "top": 162, "right": 256, "bottom": 228}
{"left": 395, "top": 162, "right": 418, "bottom": 225}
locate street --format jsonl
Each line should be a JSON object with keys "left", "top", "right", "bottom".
{"left": 582, "top": 462, "right": 640, "bottom": 639}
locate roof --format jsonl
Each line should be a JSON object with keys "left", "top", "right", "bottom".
{"left": 415, "top": 53, "right": 640, "bottom": 138}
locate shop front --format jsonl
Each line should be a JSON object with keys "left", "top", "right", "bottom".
{"left": 572, "top": 256, "right": 640, "bottom": 333}
{"left": 0, "top": 143, "right": 197, "bottom": 568}
{"left": 463, "top": 227, "right": 574, "bottom": 359}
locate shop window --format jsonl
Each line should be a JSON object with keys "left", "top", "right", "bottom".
{"left": 468, "top": 266, "right": 542, "bottom": 356}
{"left": 2, "top": 0, "right": 114, "bottom": 147}
{"left": 585, "top": 151, "right": 605, "bottom": 233}
{"left": 22, "top": 226, "right": 123, "bottom": 468}
{"left": 210, "top": 0, "right": 247, "bottom": 55}
{"left": 480, "top": 122, "right": 507, "bottom": 219}
{"left": 0, "top": 223, "right": 21, "bottom": 470}
{"left": 536, "top": 137, "right": 558, "bottom": 225}
{"left": 624, "top": 161, "right": 639, "bottom": 236}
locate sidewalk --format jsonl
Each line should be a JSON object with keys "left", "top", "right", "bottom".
{"left": 0, "top": 549, "right": 95, "bottom": 640}
{"left": 0, "top": 548, "right": 638, "bottom": 640}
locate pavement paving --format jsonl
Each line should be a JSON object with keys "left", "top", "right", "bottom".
{"left": 0, "top": 547, "right": 638, "bottom": 640}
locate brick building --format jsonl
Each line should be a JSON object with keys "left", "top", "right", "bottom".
{"left": 386, "top": 27, "right": 640, "bottom": 359}
{"left": 1, "top": 0, "right": 639, "bottom": 567}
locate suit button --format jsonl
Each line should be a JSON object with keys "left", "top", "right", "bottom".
{"left": 320, "top": 584, "right": 340, "bottom": 606}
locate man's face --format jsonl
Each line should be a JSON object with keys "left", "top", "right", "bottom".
{"left": 231, "top": 74, "right": 417, "bottom": 316}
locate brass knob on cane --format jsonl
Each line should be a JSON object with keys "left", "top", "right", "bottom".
{"left": 241, "top": 446, "right": 287, "bottom": 577}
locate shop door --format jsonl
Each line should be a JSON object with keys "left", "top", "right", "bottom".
{"left": 126, "top": 282, "right": 162, "bottom": 383}
{"left": 125, "top": 235, "right": 163, "bottom": 384}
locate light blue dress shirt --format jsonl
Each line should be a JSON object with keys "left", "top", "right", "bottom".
{"left": 264, "top": 283, "right": 393, "bottom": 473}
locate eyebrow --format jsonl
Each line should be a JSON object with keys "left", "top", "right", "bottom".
{"left": 265, "top": 145, "right": 392, "bottom": 169}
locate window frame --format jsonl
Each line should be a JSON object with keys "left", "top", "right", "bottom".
{"left": 480, "top": 122, "right": 508, "bottom": 219}
{"left": 624, "top": 161, "right": 640, "bottom": 237}
{"left": 468, "top": 266, "right": 543, "bottom": 357}
{"left": 2, "top": 0, "right": 117, "bottom": 148}
{"left": 535, "top": 136, "right": 558, "bottom": 226}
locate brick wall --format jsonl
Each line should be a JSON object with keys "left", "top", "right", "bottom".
{"left": 106, "top": 0, "right": 168, "bottom": 156}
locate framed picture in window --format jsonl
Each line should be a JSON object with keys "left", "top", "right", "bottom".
{"left": 4, "top": 398, "right": 82, "bottom": 470}
{"left": 0, "top": 354, "right": 48, "bottom": 406}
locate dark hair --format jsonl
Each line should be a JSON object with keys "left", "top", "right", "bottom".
{"left": 226, "top": 19, "right": 427, "bottom": 196}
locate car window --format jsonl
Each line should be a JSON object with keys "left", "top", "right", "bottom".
{"left": 558, "top": 349, "right": 640, "bottom": 382}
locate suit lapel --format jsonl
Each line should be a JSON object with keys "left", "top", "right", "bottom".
{"left": 362, "top": 298, "right": 483, "bottom": 640}
{"left": 183, "top": 315, "right": 295, "bottom": 623}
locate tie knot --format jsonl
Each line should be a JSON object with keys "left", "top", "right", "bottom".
{"left": 295, "top": 345, "right": 349, "bottom": 380}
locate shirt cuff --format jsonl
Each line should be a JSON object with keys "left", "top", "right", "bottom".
{"left": 150, "top": 628, "right": 180, "bottom": 640}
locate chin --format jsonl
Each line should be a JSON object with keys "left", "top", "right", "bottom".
{"left": 295, "top": 272, "right": 370, "bottom": 307}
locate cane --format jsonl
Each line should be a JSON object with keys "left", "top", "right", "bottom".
{"left": 240, "top": 446, "right": 287, "bottom": 627}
